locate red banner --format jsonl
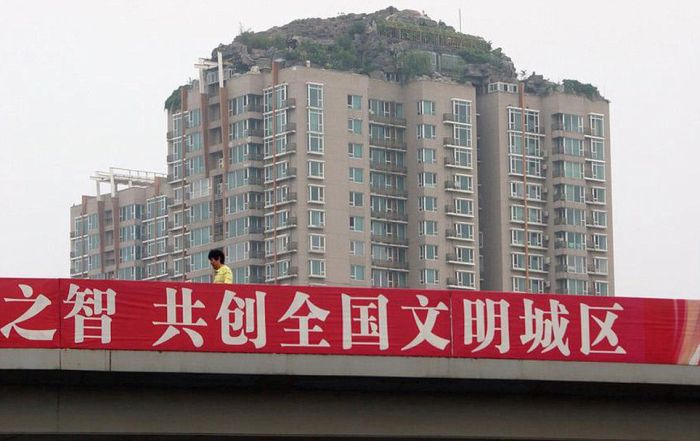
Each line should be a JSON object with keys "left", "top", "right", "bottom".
{"left": 0, "top": 278, "right": 698, "bottom": 366}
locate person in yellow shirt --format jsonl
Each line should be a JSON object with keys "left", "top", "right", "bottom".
{"left": 208, "top": 249, "right": 233, "bottom": 284}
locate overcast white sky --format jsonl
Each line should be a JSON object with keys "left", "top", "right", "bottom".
{"left": 0, "top": 1, "right": 698, "bottom": 299}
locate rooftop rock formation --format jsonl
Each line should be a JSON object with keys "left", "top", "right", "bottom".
{"left": 165, "top": 7, "right": 605, "bottom": 110}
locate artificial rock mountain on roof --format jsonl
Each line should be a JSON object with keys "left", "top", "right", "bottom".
{"left": 165, "top": 7, "right": 604, "bottom": 111}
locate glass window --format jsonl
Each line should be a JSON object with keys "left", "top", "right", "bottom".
{"left": 420, "top": 269, "right": 439, "bottom": 285}
{"left": 349, "top": 216, "right": 364, "bottom": 232}
{"left": 454, "top": 198, "right": 473, "bottom": 216}
{"left": 307, "top": 84, "right": 323, "bottom": 108}
{"left": 309, "top": 234, "right": 325, "bottom": 252}
{"left": 308, "top": 185, "right": 325, "bottom": 203}
{"left": 452, "top": 100, "right": 471, "bottom": 124}
{"left": 417, "top": 148, "right": 436, "bottom": 164}
{"left": 453, "top": 174, "right": 472, "bottom": 191}
{"left": 348, "top": 143, "right": 363, "bottom": 158}
{"left": 590, "top": 114, "right": 605, "bottom": 137}
{"left": 308, "top": 160, "right": 325, "bottom": 178}
{"left": 350, "top": 240, "right": 365, "bottom": 256}
{"left": 591, "top": 162, "right": 606, "bottom": 180}
{"left": 420, "top": 220, "right": 438, "bottom": 236}
{"left": 349, "top": 167, "right": 364, "bottom": 183}
{"left": 418, "top": 172, "right": 437, "bottom": 188}
{"left": 309, "top": 259, "right": 326, "bottom": 277}
{"left": 592, "top": 187, "right": 606, "bottom": 204}
{"left": 417, "top": 100, "right": 435, "bottom": 115}
{"left": 419, "top": 196, "right": 438, "bottom": 212}
{"left": 417, "top": 124, "right": 436, "bottom": 139}
{"left": 309, "top": 209, "right": 325, "bottom": 228}
{"left": 349, "top": 191, "right": 364, "bottom": 207}
{"left": 350, "top": 264, "right": 365, "bottom": 280}
{"left": 308, "top": 133, "right": 324, "bottom": 153}
{"left": 347, "top": 95, "right": 362, "bottom": 110}
{"left": 419, "top": 245, "right": 438, "bottom": 261}
{"left": 348, "top": 118, "right": 362, "bottom": 134}
{"left": 308, "top": 109, "right": 324, "bottom": 133}
{"left": 590, "top": 140, "right": 605, "bottom": 160}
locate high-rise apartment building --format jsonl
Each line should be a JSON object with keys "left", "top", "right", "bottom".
{"left": 70, "top": 169, "right": 172, "bottom": 281}
{"left": 477, "top": 83, "right": 614, "bottom": 296}
{"left": 70, "top": 61, "right": 613, "bottom": 295}
{"left": 163, "top": 65, "right": 480, "bottom": 289}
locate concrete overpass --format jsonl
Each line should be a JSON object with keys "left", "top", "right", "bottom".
{"left": 1, "top": 349, "right": 698, "bottom": 440}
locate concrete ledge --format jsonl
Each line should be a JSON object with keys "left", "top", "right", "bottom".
{"left": 0, "top": 349, "right": 698, "bottom": 386}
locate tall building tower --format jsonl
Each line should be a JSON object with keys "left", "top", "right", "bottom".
{"left": 69, "top": 168, "right": 170, "bottom": 280}
{"left": 477, "top": 82, "right": 614, "bottom": 295}
{"left": 69, "top": 9, "right": 614, "bottom": 295}
{"left": 163, "top": 63, "right": 480, "bottom": 289}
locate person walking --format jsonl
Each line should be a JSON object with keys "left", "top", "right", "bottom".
{"left": 208, "top": 249, "right": 233, "bottom": 284}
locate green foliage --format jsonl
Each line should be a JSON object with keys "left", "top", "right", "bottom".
{"left": 328, "top": 35, "right": 359, "bottom": 70}
{"left": 296, "top": 40, "right": 329, "bottom": 66}
{"left": 457, "top": 48, "right": 493, "bottom": 64}
{"left": 397, "top": 51, "right": 433, "bottom": 82}
{"left": 164, "top": 88, "right": 181, "bottom": 112}
{"left": 562, "top": 79, "right": 602, "bottom": 100}
{"left": 235, "top": 31, "right": 286, "bottom": 50}
{"left": 349, "top": 20, "right": 366, "bottom": 36}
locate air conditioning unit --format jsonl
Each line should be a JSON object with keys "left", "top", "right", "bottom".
{"left": 542, "top": 164, "right": 548, "bottom": 171}
{"left": 544, "top": 281, "right": 551, "bottom": 288}
{"left": 218, "top": 158, "right": 225, "bottom": 169}
{"left": 544, "top": 257, "right": 551, "bottom": 264}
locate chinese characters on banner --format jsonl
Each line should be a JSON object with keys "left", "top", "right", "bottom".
{"left": 0, "top": 278, "right": 698, "bottom": 366}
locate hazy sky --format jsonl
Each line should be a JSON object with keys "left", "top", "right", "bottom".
{"left": 1, "top": 1, "right": 698, "bottom": 299}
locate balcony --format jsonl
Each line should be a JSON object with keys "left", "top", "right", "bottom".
{"left": 369, "top": 161, "right": 407, "bottom": 174}
{"left": 371, "top": 259, "right": 409, "bottom": 270}
{"left": 241, "top": 103, "right": 264, "bottom": 114}
{"left": 442, "top": 113, "right": 469, "bottom": 124}
{"left": 369, "top": 185, "right": 408, "bottom": 198}
{"left": 369, "top": 138, "right": 407, "bottom": 150}
{"left": 446, "top": 253, "right": 473, "bottom": 265}
{"left": 279, "top": 98, "right": 296, "bottom": 109}
{"left": 444, "top": 157, "right": 471, "bottom": 168}
{"left": 249, "top": 250, "right": 265, "bottom": 260}
{"left": 246, "top": 128, "right": 264, "bottom": 138}
{"left": 277, "top": 122, "right": 297, "bottom": 134}
{"left": 369, "top": 114, "right": 407, "bottom": 127}
{"left": 443, "top": 137, "right": 469, "bottom": 147}
{"left": 370, "top": 210, "right": 408, "bottom": 222}
{"left": 584, "top": 127, "right": 604, "bottom": 138}
{"left": 371, "top": 234, "right": 408, "bottom": 246}
{"left": 444, "top": 180, "right": 464, "bottom": 191}
{"left": 445, "top": 229, "right": 472, "bottom": 241}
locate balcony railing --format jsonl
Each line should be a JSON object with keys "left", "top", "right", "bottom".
{"left": 369, "top": 185, "right": 408, "bottom": 198}
{"left": 370, "top": 234, "right": 408, "bottom": 246}
{"left": 443, "top": 137, "right": 469, "bottom": 147}
{"left": 442, "top": 113, "right": 469, "bottom": 124}
{"left": 369, "top": 138, "right": 407, "bottom": 150}
{"left": 277, "top": 122, "right": 297, "bottom": 133}
{"left": 369, "top": 114, "right": 407, "bottom": 127}
{"left": 371, "top": 259, "right": 409, "bottom": 270}
{"left": 369, "top": 162, "right": 407, "bottom": 174}
{"left": 370, "top": 210, "right": 408, "bottom": 222}
{"left": 444, "top": 156, "right": 471, "bottom": 168}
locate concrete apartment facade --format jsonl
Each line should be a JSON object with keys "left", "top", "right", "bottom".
{"left": 70, "top": 64, "right": 613, "bottom": 295}
{"left": 70, "top": 170, "right": 172, "bottom": 281}
{"left": 477, "top": 83, "right": 614, "bottom": 295}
